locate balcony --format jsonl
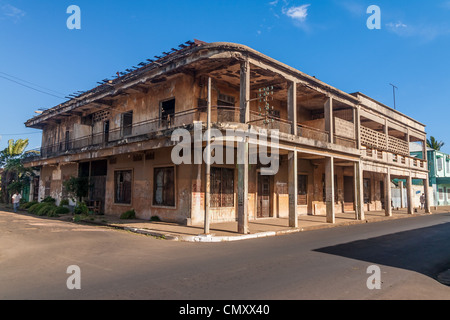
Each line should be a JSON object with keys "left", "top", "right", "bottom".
{"left": 362, "top": 148, "right": 427, "bottom": 170}
{"left": 25, "top": 106, "right": 356, "bottom": 163}
{"left": 360, "top": 125, "right": 410, "bottom": 156}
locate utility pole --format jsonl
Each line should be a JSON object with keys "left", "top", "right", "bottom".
{"left": 390, "top": 83, "right": 398, "bottom": 110}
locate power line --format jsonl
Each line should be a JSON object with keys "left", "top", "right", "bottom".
{"left": 0, "top": 71, "right": 67, "bottom": 96}
{"left": 0, "top": 132, "right": 42, "bottom": 136}
{"left": 0, "top": 74, "right": 65, "bottom": 100}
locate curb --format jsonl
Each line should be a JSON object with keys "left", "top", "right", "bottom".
{"left": 73, "top": 212, "right": 435, "bottom": 243}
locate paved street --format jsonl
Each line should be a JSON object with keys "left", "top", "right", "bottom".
{"left": 0, "top": 209, "right": 449, "bottom": 300}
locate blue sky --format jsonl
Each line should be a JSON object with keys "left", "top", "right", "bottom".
{"left": 1, "top": 0, "right": 450, "bottom": 153}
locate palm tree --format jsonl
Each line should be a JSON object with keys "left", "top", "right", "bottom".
{"left": 427, "top": 136, "right": 445, "bottom": 151}
{"left": 7, "top": 139, "right": 29, "bottom": 157}
{"left": 0, "top": 139, "right": 33, "bottom": 203}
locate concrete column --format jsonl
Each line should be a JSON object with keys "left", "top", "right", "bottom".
{"left": 239, "top": 60, "right": 250, "bottom": 124}
{"left": 204, "top": 77, "right": 212, "bottom": 235}
{"left": 325, "top": 157, "right": 335, "bottom": 224}
{"left": 237, "top": 141, "right": 249, "bottom": 234}
{"left": 288, "top": 82, "right": 297, "bottom": 136}
{"left": 385, "top": 168, "right": 392, "bottom": 217}
{"left": 288, "top": 151, "right": 298, "bottom": 228}
{"left": 424, "top": 175, "right": 431, "bottom": 214}
{"left": 384, "top": 119, "right": 389, "bottom": 151}
{"left": 422, "top": 140, "right": 428, "bottom": 161}
{"left": 354, "top": 161, "right": 365, "bottom": 220}
{"left": 406, "top": 175, "right": 414, "bottom": 214}
{"left": 238, "top": 61, "right": 250, "bottom": 234}
{"left": 324, "top": 97, "right": 334, "bottom": 144}
{"left": 399, "top": 180, "right": 404, "bottom": 208}
{"left": 354, "top": 106, "right": 361, "bottom": 150}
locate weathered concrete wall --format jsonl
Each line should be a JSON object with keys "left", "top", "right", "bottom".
{"left": 105, "top": 147, "right": 191, "bottom": 224}
{"left": 38, "top": 163, "right": 78, "bottom": 205}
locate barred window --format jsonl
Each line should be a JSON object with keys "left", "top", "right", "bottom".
{"left": 121, "top": 111, "right": 133, "bottom": 137}
{"left": 298, "top": 175, "right": 308, "bottom": 205}
{"left": 114, "top": 170, "right": 132, "bottom": 204}
{"left": 153, "top": 167, "right": 175, "bottom": 207}
{"left": 211, "top": 167, "right": 234, "bottom": 208}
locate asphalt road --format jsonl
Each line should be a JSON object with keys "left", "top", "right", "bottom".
{"left": 1, "top": 210, "right": 450, "bottom": 301}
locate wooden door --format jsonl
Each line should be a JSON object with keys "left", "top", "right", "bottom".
{"left": 258, "top": 174, "right": 271, "bottom": 218}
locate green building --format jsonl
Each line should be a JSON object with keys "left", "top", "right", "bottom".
{"left": 411, "top": 144, "right": 450, "bottom": 206}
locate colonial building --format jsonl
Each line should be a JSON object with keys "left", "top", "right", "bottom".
{"left": 24, "top": 40, "right": 431, "bottom": 234}
{"left": 411, "top": 144, "right": 450, "bottom": 206}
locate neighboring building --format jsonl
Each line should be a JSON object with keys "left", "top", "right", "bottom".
{"left": 23, "top": 40, "right": 431, "bottom": 234}
{"left": 411, "top": 144, "right": 450, "bottom": 206}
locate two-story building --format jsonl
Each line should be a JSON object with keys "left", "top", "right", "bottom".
{"left": 411, "top": 145, "right": 450, "bottom": 206}
{"left": 24, "top": 40, "right": 431, "bottom": 234}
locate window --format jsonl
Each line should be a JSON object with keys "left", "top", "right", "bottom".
{"left": 438, "top": 188, "right": 444, "bottom": 201}
{"left": 363, "top": 178, "right": 371, "bottom": 204}
{"left": 211, "top": 167, "right": 234, "bottom": 207}
{"left": 298, "top": 175, "right": 308, "bottom": 205}
{"left": 447, "top": 188, "right": 450, "bottom": 200}
{"left": 121, "top": 111, "right": 133, "bottom": 137}
{"left": 153, "top": 167, "right": 175, "bottom": 207}
{"left": 217, "top": 93, "right": 235, "bottom": 107}
{"left": 114, "top": 170, "right": 132, "bottom": 204}
{"left": 446, "top": 160, "right": 450, "bottom": 174}
{"left": 437, "top": 157, "right": 443, "bottom": 172}
{"left": 161, "top": 99, "right": 176, "bottom": 125}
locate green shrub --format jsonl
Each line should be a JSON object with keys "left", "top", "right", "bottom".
{"left": 150, "top": 216, "right": 161, "bottom": 222}
{"left": 42, "top": 196, "right": 56, "bottom": 204}
{"left": 21, "top": 201, "right": 37, "bottom": 210}
{"left": 74, "top": 202, "right": 88, "bottom": 215}
{"left": 36, "top": 204, "right": 56, "bottom": 216}
{"left": 120, "top": 209, "right": 136, "bottom": 220}
{"left": 59, "top": 199, "right": 70, "bottom": 206}
{"left": 46, "top": 206, "right": 59, "bottom": 217}
{"left": 55, "top": 206, "right": 71, "bottom": 215}
{"left": 29, "top": 203, "right": 46, "bottom": 214}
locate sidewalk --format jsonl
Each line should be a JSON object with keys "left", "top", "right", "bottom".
{"left": 77, "top": 206, "right": 450, "bottom": 242}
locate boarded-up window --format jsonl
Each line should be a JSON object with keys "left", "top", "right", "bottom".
{"left": 114, "top": 170, "right": 132, "bottom": 204}
{"left": 211, "top": 167, "right": 234, "bottom": 207}
{"left": 363, "top": 178, "right": 371, "bottom": 204}
{"left": 298, "top": 174, "right": 308, "bottom": 205}
{"left": 153, "top": 167, "right": 175, "bottom": 207}
{"left": 121, "top": 111, "right": 133, "bottom": 137}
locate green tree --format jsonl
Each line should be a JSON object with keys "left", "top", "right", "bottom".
{"left": 0, "top": 139, "right": 36, "bottom": 203}
{"left": 427, "top": 136, "right": 445, "bottom": 151}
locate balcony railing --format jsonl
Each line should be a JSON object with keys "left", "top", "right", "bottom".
{"left": 26, "top": 106, "right": 347, "bottom": 162}
{"left": 360, "top": 125, "right": 409, "bottom": 156}
{"left": 362, "top": 148, "right": 427, "bottom": 170}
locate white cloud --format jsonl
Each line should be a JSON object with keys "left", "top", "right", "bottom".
{"left": 0, "top": 3, "right": 26, "bottom": 23}
{"left": 282, "top": 4, "right": 310, "bottom": 22}
{"left": 385, "top": 20, "right": 450, "bottom": 43}
{"left": 387, "top": 22, "right": 408, "bottom": 29}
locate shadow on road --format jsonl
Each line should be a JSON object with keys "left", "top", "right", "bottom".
{"left": 314, "top": 221, "right": 450, "bottom": 286}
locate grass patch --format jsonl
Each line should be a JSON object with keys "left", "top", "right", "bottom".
{"left": 120, "top": 209, "right": 136, "bottom": 220}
